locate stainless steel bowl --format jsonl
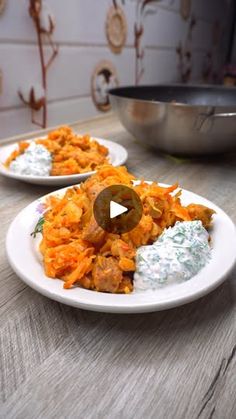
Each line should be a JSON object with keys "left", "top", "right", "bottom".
{"left": 109, "top": 84, "right": 236, "bottom": 155}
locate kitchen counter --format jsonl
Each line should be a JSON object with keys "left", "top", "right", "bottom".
{"left": 0, "top": 113, "right": 236, "bottom": 419}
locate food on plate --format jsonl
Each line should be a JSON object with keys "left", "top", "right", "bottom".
{"left": 33, "top": 164, "right": 215, "bottom": 293}
{"left": 134, "top": 220, "right": 211, "bottom": 291}
{"left": 8, "top": 143, "right": 52, "bottom": 177}
{"left": 4, "top": 126, "right": 109, "bottom": 176}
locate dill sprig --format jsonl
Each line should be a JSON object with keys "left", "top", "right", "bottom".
{"left": 31, "top": 216, "right": 45, "bottom": 238}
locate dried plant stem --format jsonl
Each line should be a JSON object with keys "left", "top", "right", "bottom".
{"left": 134, "top": 0, "right": 159, "bottom": 85}
{"left": 35, "top": 18, "right": 47, "bottom": 128}
{"left": 18, "top": 1, "right": 58, "bottom": 129}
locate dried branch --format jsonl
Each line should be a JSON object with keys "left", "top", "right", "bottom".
{"left": 134, "top": 0, "right": 160, "bottom": 84}
{"left": 19, "top": 0, "right": 58, "bottom": 128}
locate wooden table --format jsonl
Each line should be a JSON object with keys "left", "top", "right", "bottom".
{"left": 0, "top": 114, "right": 236, "bottom": 419}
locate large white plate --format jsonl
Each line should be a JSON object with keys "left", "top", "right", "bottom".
{"left": 0, "top": 137, "right": 128, "bottom": 186}
{"left": 6, "top": 184, "right": 236, "bottom": 313}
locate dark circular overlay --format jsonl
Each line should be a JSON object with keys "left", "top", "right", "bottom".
{"left": 93, "top": 185, "right": 143, "bottom": 234}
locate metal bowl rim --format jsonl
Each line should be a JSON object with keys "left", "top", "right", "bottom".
{"left": 109, "top": 83, "right": 236, "bottom": 110}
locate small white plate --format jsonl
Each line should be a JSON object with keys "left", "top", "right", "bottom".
{"left": 6, "top": 184, "right": 236, "bottom": 313}
{"left": 0, "top": 137, "right": 128, "bottom": 186}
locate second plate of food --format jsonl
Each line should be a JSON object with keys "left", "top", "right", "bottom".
{"left": 0, "top": 126, "right": 128, "bottom": 185}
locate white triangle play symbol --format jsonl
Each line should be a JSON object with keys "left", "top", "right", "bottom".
{"left": 110, "top": 201, "right": 128, "bottom": 219}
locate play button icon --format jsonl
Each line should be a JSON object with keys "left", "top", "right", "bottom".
{"left": 93, "top": 185, "right": 142, "bottom": 234}
{"left": 110, "top": 201, "right": 128, "bottom": 219}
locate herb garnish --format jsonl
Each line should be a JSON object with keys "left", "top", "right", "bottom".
{"left": 31, "top": 216, "right": 45, "bottom": 238}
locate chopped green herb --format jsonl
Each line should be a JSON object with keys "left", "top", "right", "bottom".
{"left": 31, "top": 216, "right": 45, "bottom": 238}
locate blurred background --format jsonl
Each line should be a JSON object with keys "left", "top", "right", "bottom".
{"left": 0, "top": 0, "right": 236, "bottom": 139}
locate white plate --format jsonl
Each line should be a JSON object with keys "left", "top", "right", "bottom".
{"left": 0, "top": 137, "right": 128, "bottom": 186}
{"left": 6, "top": 184, "right": 236, "bottom": 313}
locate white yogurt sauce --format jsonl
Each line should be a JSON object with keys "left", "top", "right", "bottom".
{"left": 9, "top": 143, "right": 52, "bottom": 177}
{"left": 134, "top": 221, "right": 211, "bottom": 291}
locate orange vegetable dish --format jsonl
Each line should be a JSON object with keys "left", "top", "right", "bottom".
{"left": 39, "top": 165, "right": 215, "bottom": 294}
{"left": 5, "top": 126, "right": 109, "bottom": 176}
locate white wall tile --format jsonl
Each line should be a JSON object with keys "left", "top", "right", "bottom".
{"left": 0, "top": 45, "right": 136, "bottom": 109}
{"left": 0, "top": 0, "right": 136, "bottom": 46}
{"left": 0, "top": 0, "right": 232, "bottom": 138}
{"left": 142, "top": 49, "right": 179, "bottom": 84}
{"left": 0, "top": 96, "right": 98, "bottom": 139}
{"left": 143, "top": 7, "right": 188, "bottom": 48}
{"left": 0, "top": 0, "right": 36, "bottom": 41}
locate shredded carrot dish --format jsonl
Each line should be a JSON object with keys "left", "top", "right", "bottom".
{"left": 5, "top": 126, "right": 109, "bottom": 176}
{"left": 37, "top": 165, "right": 215, "bottom": 294}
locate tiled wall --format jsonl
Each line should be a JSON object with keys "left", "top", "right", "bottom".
{"left": 0, "top": 0, "right": 233, "bottom": 139}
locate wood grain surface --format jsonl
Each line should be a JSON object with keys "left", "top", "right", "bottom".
{"left": 0, "top": 113, "right": 235, "bottom": 419}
